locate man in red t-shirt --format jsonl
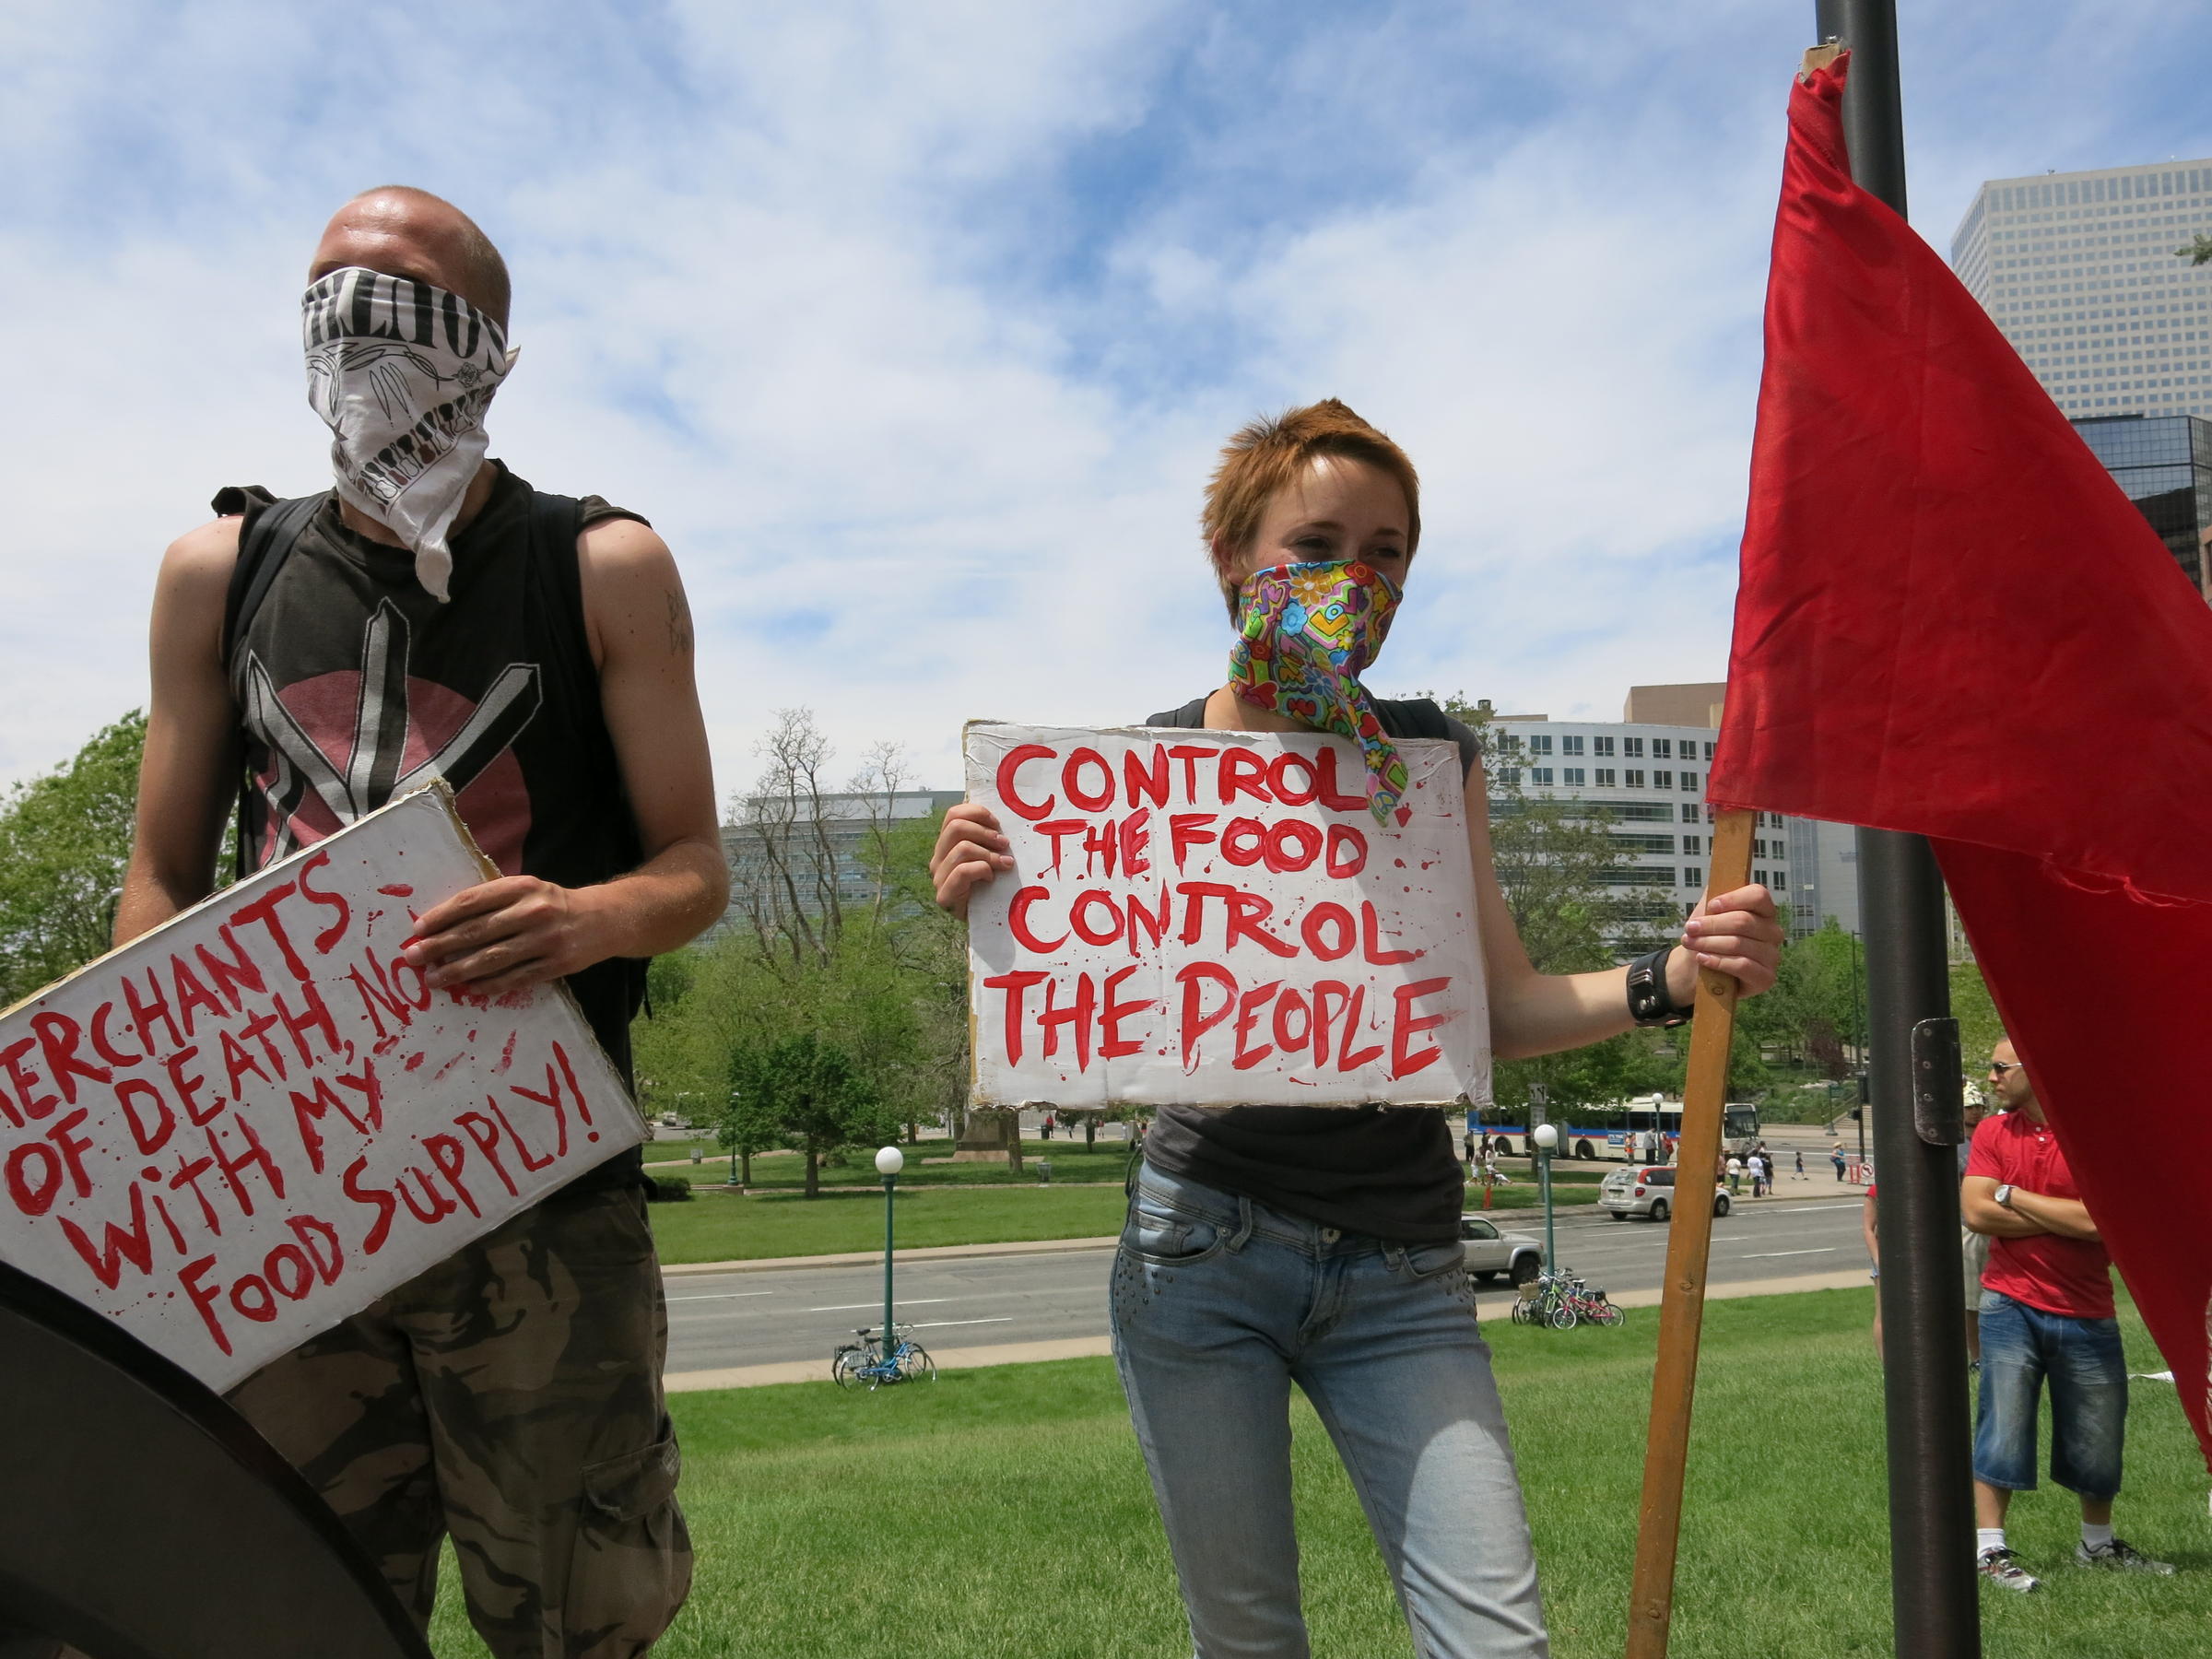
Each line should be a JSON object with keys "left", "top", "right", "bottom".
{"left": 1959, "top": 1040, "right": 2171, "bottom": 1593}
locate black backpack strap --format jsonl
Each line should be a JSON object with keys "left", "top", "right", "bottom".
{"left": 1377, "top": 696, "right": 1482, "bottom": 782}
{"left": 218, "top": 490, "right": 326, "bottom": 882}
{"left": 221, "top": 492, "right": 328, "bottom": 675}
{"left": 525, "top": 490, "right": 643, "bottom": 869}
{"left": 1144, "top": 696, "right": 1210, "bottom": 728}
{"left": 1378, "top": 695, "right": 1452, "bottom": 740}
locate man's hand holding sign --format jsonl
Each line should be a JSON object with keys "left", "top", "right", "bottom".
{"left": 0, "top": 786, "right": 637, "bottom": 1391}
{"left": 932, "top": 400, "right": 1782, "bottom": 1657}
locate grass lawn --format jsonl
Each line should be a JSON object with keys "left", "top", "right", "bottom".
{"left": 648, "top": 1184, "right": 1133, "bottom": 1263}
{"left": 429, "top": 1287, "right": 2211, "bottom": 1657}
{"left": 646, "top": 1166, "right": 1605, "bottom": 1264}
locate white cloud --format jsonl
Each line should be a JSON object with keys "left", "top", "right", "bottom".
{"left": 0, "top": 0, "right": 2205, "bottom": 800}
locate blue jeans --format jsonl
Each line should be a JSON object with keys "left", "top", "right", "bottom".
{"left": 1973, "top": 1288, "right": 2127, "bottom": 1500}
{"left": 1110, "top": 1165, "right": 1547, "bottom": 1658}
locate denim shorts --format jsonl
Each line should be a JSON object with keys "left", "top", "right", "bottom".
{"left": 1972, "top": 1288, "right": 2127, "bottom": 1500}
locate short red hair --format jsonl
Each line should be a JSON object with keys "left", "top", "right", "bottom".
{"left": 1201, "top": 398, "right": 1421, "bottom": 613}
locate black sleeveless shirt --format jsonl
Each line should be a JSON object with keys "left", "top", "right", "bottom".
{"left": 218, "top": 463, "right": 649, "bottom": 1194}
{"left": 1137, "top": 695, "right": 1484, "bottom": 1243}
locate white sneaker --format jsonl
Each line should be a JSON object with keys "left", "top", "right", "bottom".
{"left": 1978, "top": 1547, "right": 2040, "bottom": 1593}
{"left": 2076, "top": 1537, "right": 2175, "bottom": 1575}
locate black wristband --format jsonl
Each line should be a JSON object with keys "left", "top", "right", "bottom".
{"left": 1627, "top": 946, "right": 1693, "bottom": 1029}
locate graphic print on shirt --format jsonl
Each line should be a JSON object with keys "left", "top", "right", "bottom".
{"left": 241, "top": 597, "right": 540, "bottom": 872}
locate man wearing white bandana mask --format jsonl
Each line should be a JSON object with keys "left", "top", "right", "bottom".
{"left": 115, "top": 186, "right": 726, "bottom": 1658}
{"left": 304, "top": 260, "right": 520, "bottom": 603}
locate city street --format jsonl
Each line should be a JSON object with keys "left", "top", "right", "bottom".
{"left": 663, "top": 1184, "right": 1871, "bottom": 1383}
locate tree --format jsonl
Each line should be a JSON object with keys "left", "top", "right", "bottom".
{"left": 715, "top": 1041, "right": 783, "bottom": 1186}
{"left": 2176, "top": 233, "right": 2212, "bottom": 267}
{"left": 1949, "top": 959, "right": 2005, "bottom": 1075}
{"left": 756, "top": 1033, "right": 900, "bottom": 1198}
{"left": 1738, "top": 918, "right": 1862, "bottom": 1073}
{"left": 720, "top": 712, "right": 953, "bottom": 1137}
{"left": 0, "top": 711, "right": 148, "bottom": 1006}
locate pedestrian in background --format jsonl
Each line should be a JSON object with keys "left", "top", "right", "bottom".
{"left": 1831, "top": 1141, "right": 1848, "bottom": 1182}
{"left": 1962, "top": 1041, "right": 2171, "bottom": 1592}
{"left": 1794, "top": 1147, "right": 1806, "bottom": 1180}
{"left": 1864, "top": 1179, "right": 1883, "bottom": 1358}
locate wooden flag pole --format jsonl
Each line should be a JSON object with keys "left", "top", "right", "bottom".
{"left": 1623, "top": 806, "right": 1755, "bottom": 1659}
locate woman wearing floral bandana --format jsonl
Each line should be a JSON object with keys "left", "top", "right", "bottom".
{"left": 931, "top": 400, "right": 1783, "bottom": 1659}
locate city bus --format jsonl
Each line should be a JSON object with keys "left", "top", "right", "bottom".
{"left": 1479, "top": 1099, "right": 1761, "bottom": 1162}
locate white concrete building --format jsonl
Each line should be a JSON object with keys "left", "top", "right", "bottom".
{"left": 1951, "top": 159, "right": 2212, "bottom": 422}
{"left": 1488, "top": 715, "right": 1797, "bottom": 941}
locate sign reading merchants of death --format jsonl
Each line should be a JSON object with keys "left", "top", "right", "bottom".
{"left": 0, "top": 784, "right": 641, "bottom": 1391}
{"left": 965, "top": 723, "right": 1488, "bottom": 1111}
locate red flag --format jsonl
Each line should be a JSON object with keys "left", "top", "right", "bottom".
{"left": 1710, "top": 55, "right": 2212, "bottom": 1467}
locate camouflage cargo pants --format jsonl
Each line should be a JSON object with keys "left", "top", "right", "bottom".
{"left": 226, "top": 1183, "right": 692, "bottom": 1658}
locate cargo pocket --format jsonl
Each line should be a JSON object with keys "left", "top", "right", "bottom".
{"left": 565, "top": 1425, "right": 693, "bottom": 1654}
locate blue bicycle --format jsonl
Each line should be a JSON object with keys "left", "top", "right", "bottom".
{"left": 831, "top": 1324, "right": 937, "bottom": 1390}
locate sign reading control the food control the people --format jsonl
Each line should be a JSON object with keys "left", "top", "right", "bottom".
{"left": 965, "top": 723, "right": 1488, "bottom": 1110}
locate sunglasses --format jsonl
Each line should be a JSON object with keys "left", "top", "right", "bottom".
{"left": 1987, "top": 1061, "right": 2023, "bottom": 1076}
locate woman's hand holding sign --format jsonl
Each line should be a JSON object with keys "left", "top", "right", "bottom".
{"left": 931, "top": 802, "right": 1014, "bottom": 919}
{"left": 1676, "top": 887, "right": 1784, "bottom": 999}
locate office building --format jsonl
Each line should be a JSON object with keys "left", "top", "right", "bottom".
{"left": 2070, "top": 413, "right": 2212, "bottom": 593}
{"left": 1786, "top": 817, "right": 1864, "bottom": 942}
{"left": 1951, "top": 159, "right": 2212, "bottom": 424}
{"left": 1489, "top": 713, "right": 1794, "bottom": 949}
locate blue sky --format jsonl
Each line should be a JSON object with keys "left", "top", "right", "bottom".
{"left": 3, "top": 1, "right": 2208, "bottom": 802}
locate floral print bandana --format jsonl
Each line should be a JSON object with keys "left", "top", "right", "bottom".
{"left": 1228, "top": 559, "right": 1406, "bottom": 823}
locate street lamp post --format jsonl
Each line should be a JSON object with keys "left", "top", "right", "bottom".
{"left": 1532, "top": 1124, "right": 1559, "bottom": 1276}
{"left": 876, "top": 1146, "right": 904, "bottom": 1354}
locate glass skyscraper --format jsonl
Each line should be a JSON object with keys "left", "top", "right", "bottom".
{"left": 2068, "top": 414, "right": 2212, "bottom": 593}
{"left": 1950, "top": 159, "right": 2212, "bottom": 422}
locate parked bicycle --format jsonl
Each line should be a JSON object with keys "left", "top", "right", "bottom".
{"left": 831, "top": 1324, "right": 938, "bottom": 1389}
{"left": 1510, "top": 1267, "right": 1626, "bottom": 1331}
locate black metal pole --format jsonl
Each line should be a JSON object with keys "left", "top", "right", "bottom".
{"left": 1810, "top": 5, "right": 1982, "bottom": 1655}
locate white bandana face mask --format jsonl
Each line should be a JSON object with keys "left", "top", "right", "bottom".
{"left": 302, "top": 266, "right": 518, "bottom": 602}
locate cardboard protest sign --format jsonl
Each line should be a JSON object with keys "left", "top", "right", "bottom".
{"left": 966, "top": 723, "right": 1488, "bottom": 1109}
{"left": 0, "top": 784, "right": 641, "bottom": 1392}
